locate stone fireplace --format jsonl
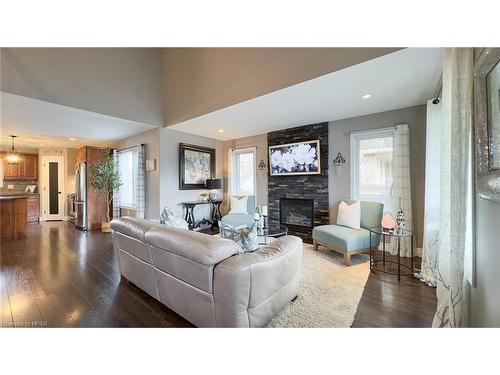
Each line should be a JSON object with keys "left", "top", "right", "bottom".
{"left": 280, "top": 198, "right": 314, "bottom": 233}
{"left": 267, "top": 122, "right": 329, "bottom": 243}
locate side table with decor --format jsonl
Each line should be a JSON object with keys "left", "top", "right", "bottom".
{"left": 182, "top": 200, "right": 223, "bottom": 231}
{"left": 369, "top": 226, "right": 415, "bottom": 282}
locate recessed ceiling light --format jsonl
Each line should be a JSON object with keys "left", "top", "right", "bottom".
{"left": 218, "top": 129, "right": 224, "bottom": 133}
{"left": 69, "top": 137, "right": 77, "bottom": 141}
{"left": 361, "top": 94, "right": 372, "bottom": 100}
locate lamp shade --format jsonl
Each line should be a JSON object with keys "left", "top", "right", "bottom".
{"left": 381, "top": 212, "right": 395, "bottom": 230}
{"left": 205, "top": 178, "right": 222, "bottom": 189}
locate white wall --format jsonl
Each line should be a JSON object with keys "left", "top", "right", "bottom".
{"left": 470, "top": 197, "right": 500, "bottom": 326}
{"left": 118, "top": 128, "right": 161, "bottom": 219}
{"left": 159, "top": 128, "right": 224, "bottom": 225}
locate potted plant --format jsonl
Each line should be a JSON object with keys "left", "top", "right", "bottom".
{"left": 200, "top": 192, "right": 209, "bottom": 202}
{"left": 89, "top": 148, "right": 122, "bottom": 233}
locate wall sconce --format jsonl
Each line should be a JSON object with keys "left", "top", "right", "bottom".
{"left": 332, "top": 152, "right": 346, "bottom": 167}
{"left": 258, "top": 160, "right": 267, "bottom": 171}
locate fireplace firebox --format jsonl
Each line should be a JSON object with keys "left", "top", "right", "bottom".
{"left": 279, "top": 198, "right": 314, "bottom": 233}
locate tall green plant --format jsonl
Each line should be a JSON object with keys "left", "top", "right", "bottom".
{"left": 89, "top": 148, "right": 122, "bottom": 223}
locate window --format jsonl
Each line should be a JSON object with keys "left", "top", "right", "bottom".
{"left": 118, "top": 148, "right": 138, "bottom": 208}
{"left": 350, "top": 128, "right": 394, "bottom": 210}
{"left": 232, "top": 148, "right": 256, "bottom": 196}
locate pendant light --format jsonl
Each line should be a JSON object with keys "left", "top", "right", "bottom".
{"left": 7, "top": 135, "right": 20, "bottom": 164}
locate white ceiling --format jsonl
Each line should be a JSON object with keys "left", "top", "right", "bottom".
{"left": 169, "top": 48, "right": 443, "bottom": 141}
{"left": 0, "top": 92, "right": 159, "bottom": 150}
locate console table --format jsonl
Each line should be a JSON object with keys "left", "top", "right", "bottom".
{"left": 182, "top": 200, "right": 223, "bottom": 231}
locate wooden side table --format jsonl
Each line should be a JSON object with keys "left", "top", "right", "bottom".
{"left": 182, "top": 200, "right": 223, "bottom": 230}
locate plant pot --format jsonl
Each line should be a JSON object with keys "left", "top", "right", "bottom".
{"left": 101, "top": 221, "right": 111, "bottom": 233}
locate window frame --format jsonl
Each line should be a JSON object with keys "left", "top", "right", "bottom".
{"left": 231, "top": 147, "right": 257, "bottom": 198}
{"left": 118, "top": 147, "right": 138, "bottom": 210}
{"left": 350, "top": 127, "right": 395, "bottom": 209}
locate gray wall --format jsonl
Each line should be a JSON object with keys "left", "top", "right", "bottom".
{"left": 118, "top": 128, "right": 161, "bottom": 219}
{"left": 159, "top": 128, "right": 224, "bottom": 225}
{"left": 1, "top": 48, "right": 164, "bottom": 126}
{"left": 470, "top": 196, "right": 500, "bottom": 326}
{"left": 328, "top": 105, "right": 426, "bottom": 247}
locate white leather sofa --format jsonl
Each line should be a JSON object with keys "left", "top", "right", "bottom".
{"left": 110, "top": 217, "right": 303, "bottom": 327}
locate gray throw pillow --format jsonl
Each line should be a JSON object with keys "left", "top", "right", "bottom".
{"left": 219, "top": 220, "right": 259, "bottom": 252}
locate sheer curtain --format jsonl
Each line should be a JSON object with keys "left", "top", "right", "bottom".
{"left": 390, "top": 124, "right": 413, "bottom": 257}
{"left": 419, "top": 100, "right": 442, "bottom": 286}
{"left": 112, "top": 148, "right": 120, "bottom": 219}
{"left": 432, "top": 48, "right": 473, "bottom": 327}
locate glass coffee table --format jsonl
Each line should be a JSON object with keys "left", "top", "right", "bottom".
{"left": 257, "top": 224, "right": 288, "bottom": 245}
{"left": 369, "top": 226, "right": 415, "bottom": 282}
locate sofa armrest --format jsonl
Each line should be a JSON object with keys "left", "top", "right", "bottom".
{"left": 213, "top": 236, "right": 303, "bottom": 327}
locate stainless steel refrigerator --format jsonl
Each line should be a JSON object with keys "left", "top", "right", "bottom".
{"left": 75, "top": 162, "right": 87, "bottom": 230}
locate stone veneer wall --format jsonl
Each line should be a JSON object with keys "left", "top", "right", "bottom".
{"left": 267, "top": 122, "right": 329, "bottom": 243}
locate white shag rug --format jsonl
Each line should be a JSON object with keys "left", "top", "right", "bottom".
{"left": 267, "top": 244, "right": 370, "bottom": 328}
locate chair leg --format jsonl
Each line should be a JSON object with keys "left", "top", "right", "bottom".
{"left": 313, "top": 240, "right": 319, "bottom": 251}
{"left": 344, "top": 253, "right": 351, "bottom": 266}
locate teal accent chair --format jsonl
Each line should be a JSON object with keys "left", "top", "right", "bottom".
{"left": 220, "top": 195, "right": 256, "bottom": 228}
{"left": 312, "top": 200, "right": 383, "bottom": 266}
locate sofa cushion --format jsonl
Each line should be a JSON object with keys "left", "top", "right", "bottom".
{"left": 145, "top": 226, "right": 242, "bottom": 266}
{"left": 220, "top": 213, "right": 255, "bottom": 228}
{"left": 313, "top": 225, "right": 373, "bottom": 252}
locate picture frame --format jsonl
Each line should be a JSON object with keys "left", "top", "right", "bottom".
{"left": 474, "top": 48, "right": 500, "bottom": 201}
{"left": 268, "top": 140, "right": 321, "bottom": 176}
{"left": 179, "top": 143, "right": 216, "bottom": 190}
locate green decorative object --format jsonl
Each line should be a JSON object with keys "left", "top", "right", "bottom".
{"left": 89, "top": 148, "right": 122, "bottom": 232}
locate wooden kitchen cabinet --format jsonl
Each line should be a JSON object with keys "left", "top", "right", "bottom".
{"left": 1, "top": 152, "right": 38, "bottom": 180}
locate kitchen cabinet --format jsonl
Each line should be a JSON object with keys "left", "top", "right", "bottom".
{"left": 0, "top": 196, "right": 27, "bottom": 239}
{"left": 1, "top": 153, "right": 38, "bottom": 180}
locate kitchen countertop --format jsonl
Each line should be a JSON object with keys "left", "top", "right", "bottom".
{"left": 0, "top": 191, "right": 39, "bottom": 200}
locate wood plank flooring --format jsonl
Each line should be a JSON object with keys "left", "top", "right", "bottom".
{"left": 1, "top": 221, "right": 436, "bottom": 328}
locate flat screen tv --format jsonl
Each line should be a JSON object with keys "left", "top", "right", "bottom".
{"left": 269, "top": 140, "right": 321, "bottom": 176}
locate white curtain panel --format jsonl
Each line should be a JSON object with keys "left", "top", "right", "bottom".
{"left": 112, "top": 148, "right": 120, "bottom": 218}
{"left": 136, "top": 144, "right": 146, "bottom": 219}
{"left": 390, "top": 124, "right": 413, "bottom": 257}
{"left": 432, "top": 48, "right": 473, "bottom": 328}
{"left": 226, "top": 147, "right": 234, "bottom": 212}
{"left": 418, "top": 100, "right": 442, "bottom": 286}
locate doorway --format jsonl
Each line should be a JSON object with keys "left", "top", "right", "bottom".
{"left": 41, "top": 156, "right": 65, "bottom": 221}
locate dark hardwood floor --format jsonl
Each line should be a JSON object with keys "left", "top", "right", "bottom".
{"left": 1, "top": 222, "right": 436, "bottom": 328}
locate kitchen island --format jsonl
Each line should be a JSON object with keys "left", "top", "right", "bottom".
{"left": 0, "top": 194, "right": 29, "bottom": 239}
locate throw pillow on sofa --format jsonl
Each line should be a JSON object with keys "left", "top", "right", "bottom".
{"left": 219, "top": 220, "right": 259, "bottom": 252}
{"left": 337, "top": 200, "right": 361, "bottom": 230}
{"left": 159, "top": 207, "right": 189, "bottom": 229}
{"left": 229, "top": 196, "right": 248, "bottom": 214}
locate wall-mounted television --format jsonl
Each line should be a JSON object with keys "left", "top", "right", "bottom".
{"left": 269, "top": 140, "right": 321, "bottom": 176}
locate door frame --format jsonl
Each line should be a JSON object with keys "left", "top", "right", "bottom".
{"left": 40, "top": 155, "right": 65, "bottom": 221}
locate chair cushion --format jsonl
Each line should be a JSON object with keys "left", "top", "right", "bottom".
{"left": 220, "top": 213, "right": 255, "bottom": 228}
{"left": 343, "top": 200, "right": 384, "bottom": 230}
{"left": 219, "top": 221, "right": 259, "bottom": 252}
{"left": 312, "top": 224, "right": 376, "bottom": 252}
{"left": 229, "top": 196, "right": 248, "bottom": 214}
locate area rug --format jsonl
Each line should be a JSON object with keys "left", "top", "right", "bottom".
{"left": 267, "top": 244, "right": 370, "bottom": 328}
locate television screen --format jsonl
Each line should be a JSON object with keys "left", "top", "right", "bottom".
{"left": 269, "top": 140, "right": 321, "bottom": 176}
